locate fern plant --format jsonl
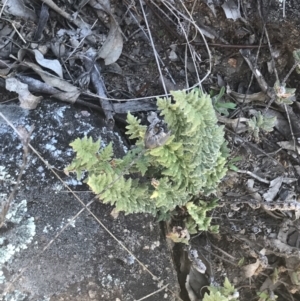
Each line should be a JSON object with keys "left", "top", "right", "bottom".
{"left": 211, "top": 86, "right": 236, "bottom": 117}
{"left": 247, "top": 111, "right": 276, "bottom": 140}
{"left": 204, "top": 277, "right": 240, "bottom": 301}
{"left": 65, "top": 89, "right": 228, "bottom": 216}
{"left": 186, "top": 200, "right": 219, "bottom": 233}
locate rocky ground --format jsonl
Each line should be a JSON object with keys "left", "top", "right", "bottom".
{"left": 0, "top": 101, "right": 179, "bottom": 300}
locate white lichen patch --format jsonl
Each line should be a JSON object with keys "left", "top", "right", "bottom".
{"left": 42, "top": 224, "right": 53, "bottom": 234}
{"left": 150, "top": 241, "right": 160, "bottom": 250}
{"left": 100, "top": 127, "right": 128, "bottom": 154}
{"left": 59, "top": 217, "right": 76, "bottom": 229}
{"left": 0, "top": 199, "right": 36, "bottom": 283}
{"left": 37, "top": 166, "right": 44, "bottom": 173}
{"left": 67, "top": 218, "right": 76, "bottom": 228}
{"left": 4, "top": 290, "right": 28, "bottom": 301}
{"left": 100, "top": 274, "right": 123, "bottom": 291}
{"left": 54, "top": 106, "right": 66, "bottom": 120}
{"left": 0, "top": 269, "right": 4, "bottom": 283}
{"left": 64, "top": 178, "right": 82, "bottom": 186}
{"left": 113, "top": 131, "right": 128, "bottom": 154}
{"left": 44, "top": 138, "right": 63, "bottom": 158}
{"left": 3, "top": 290, "right": 50, "bottom": 301}
{"left": 0, "top": 166, "right": 16, "bottom": 184}
{"left": 126, "top": 255, "right": 135, "bottom": 265}
{"left": 0, "top": 165, "right": 8, "bottom": 180}
{"left": 51, "top": 183, "right": 64, "bottom": 193}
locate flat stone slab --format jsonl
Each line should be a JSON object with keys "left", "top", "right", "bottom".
{"left": 0, "top": 101, "right": 179, "bottom": 300}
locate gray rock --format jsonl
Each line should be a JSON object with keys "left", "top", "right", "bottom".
{"left": 0, "top": 100, "right": 179, "bottom": 300}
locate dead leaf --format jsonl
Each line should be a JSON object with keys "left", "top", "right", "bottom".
{"left": 159, "top": 75, "right": 184, "bottom": 92}
{"left": 32, "top": 49, "right": 63, "bottom": 77}
{"left": 270, "top": 238, "right": 300, "bottom": 256}
{"left": 16, "top": 74, "right": 79, "bottom": 105}
{"left": 259, "top": 277, "right": 281, "bottom": 295}
{"left": 110, "top": 207, "right": 119, "bottom": 219}
{"left": 166, "top": 226, "right": 189, "bottom": 245}
{"left": 0, "top": 60, "right": 16, "bottom": 76}
{"left": 34, "top": 3, "right": 49, "bottom": 40}
{"left": 264, "top": 109, "right": 290, "bottom": 137}
{"left": 277, "top": 219, "right": 293, "bottom": 243}
{"left": 0, "top": 25, "right": 15, "bottom": 59}
{"left": 263, "top": 177, "right": 283, "bottom": 202}
{"left": 2, "top": 0, "right": 37, "bottom": 21}
{"left": 18, "top": 49, "right": 63, "bottom": 78}
{"left": 247, "top": 179, "right": 262, "bottom": 201}
{"left": 221, "top": 0, "right": 241, "bottom": 21}
{"left": 88, "top": 0, "right": 111, "bottom": 12}
{"left": 228, "top": 58, "right": 237, "bottom": 68}
{"left": 286, "top": 256, "right": 300, "bottom": 285}
{"left": 228, "top": 88, "right": 267, "bottom": 103}
{"left": 277, "top": 141, "right": 300, "bottom": 153}
{"left": 204, "top": 0, "right": 216, "bottom": 16}
{"left": 21, "top": 61, "right": 80, "bottom": 103}
{"left": 5, "top": 78, "right": 42, "bottom": 109}
{"left": 97, "top": 16, "right": 123, "bottom": 65}
{"left": 217, "top": 114, "right": 248, "bottom": 133}
{"left": 242, "top": 259, "right": 261, "bottom": 278}
{"left": 50, "top": 40, "right": 66, "bottom": 58}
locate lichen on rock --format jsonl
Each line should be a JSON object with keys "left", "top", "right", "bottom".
{"left": 0, "top": 198, "right": 36, "bottom": 283}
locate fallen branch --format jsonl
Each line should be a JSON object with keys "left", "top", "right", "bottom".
{"left": 13, "top": 74, "right": 156, "bottom": 113}
{"left": 82, "top": 50, "right": 115, "bottom": 128}
{"left": 38, "top": 0, "right": 91, "bottom": 33}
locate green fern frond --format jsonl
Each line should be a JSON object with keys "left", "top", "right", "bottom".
{"left": 248, "top": 112, "right": 276, "bottom": 140}
{"left": 66, "top": 136, "right": 101, "bottom": 178}
{"left": 156, "top": 90, "right": 227, "bottom": 194}
{"left": 66, "top": 89, "right": 228, "bottom": 219}
{"left": 98, "top": 142, "right": 113, "bottom": 161}
{"left": 125, "top": 112, "right": 147, "bottom": 144}
{"left": 204, "top": 277, "right": 240, "bottom": 301}
{"left": 186, "top": 200, "right": 219, "bottom": 232}
{"left": 70, "top": 136, "right": 99, "bottom": 166}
